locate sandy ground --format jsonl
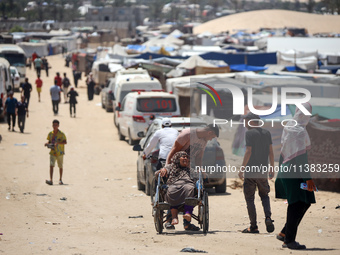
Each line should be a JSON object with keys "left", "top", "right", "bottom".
{"left": 0, "top": 54, "right": 340, "bottom": 255}
{"left": 194, "top": 10, "right": 340, "bottom": 35}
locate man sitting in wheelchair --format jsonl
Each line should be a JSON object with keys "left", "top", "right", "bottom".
{"left": 155, "top": 151, "right": 200, "bottom": 231}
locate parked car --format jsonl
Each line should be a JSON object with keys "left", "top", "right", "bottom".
{"left": 117, "top": 91, "right": 181, "bottom": 145}
{"left": 10, "top": 66, "right": 20, "bottom": 92}
{"left": 101, "top": 77, "right": 115, "bottom": 112}
{"left": 133, "top": 117, "right": 227, "bottom": 195}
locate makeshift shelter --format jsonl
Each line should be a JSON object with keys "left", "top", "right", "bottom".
{"left": 166, "top": 73, "right": 258, "bottom": 118}
{"left": 235, "top": 72, "right": 340, "bottom": 98}
{"left": 274, "top": 71, "right": 340, "bottom": 86}
{"left": 199, "top": 52, "right": 277, "bottom": 66}
{"left": 177, "top": 55, "right": 216, "bottom": 69}
{"left": 17, "top": 42, "right": 48, "bottom": 57}
{"left": 91, "top": 59, "right": 123, "bottom": 86}
{"left": 277, "top": 50, "right": 318, "bottom": 71}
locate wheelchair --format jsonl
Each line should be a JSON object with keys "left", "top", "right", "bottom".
{"left": 150, "top": 172, "right": 209, "bottom": 234}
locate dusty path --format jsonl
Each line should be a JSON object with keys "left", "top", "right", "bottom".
{"left": 0, "top": 54, "right": 339, "bottom": 255}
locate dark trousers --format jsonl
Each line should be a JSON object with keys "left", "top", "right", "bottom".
{"left": 52, "top": 100, "right": 59, "bottom": 114}
{"left": 70, "top": 103, "right": 76, "bottom": 115}
{"left": 36, "top": 67, "right": 41, "bottom": 76}
{"left": 24, "top": 95, "right": 30, "bottom": 106}
{"left": 7, "top": 112, "right": 16, "bottom": 127}
{"left": 45, "top": 67, "right": 49, "bottom": 77}
{"left": 281, "top": 201, "right": 310, "bottom": 244}
{"left": 243, "top": 178, "right": 272, "bottom": 228}
{"left": 18, "top": 115, "right": 26, "bottom": 132}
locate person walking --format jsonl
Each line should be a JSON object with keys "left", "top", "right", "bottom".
{"left": 21, "top": 78, "right": 32, "bottom": 107}
{"left": 86, "top": 72, "right": 95, "bottom": 100}
{"left": 143, "top": 118, "right": 178, "bottom": 170}
{"left": 50, "top": 80, "right": 61, "bottom": 115}
{"left": 4, "top": 91, "right": 18, "bottom": 131}
{"left": 44, "top": 119, "right": 67, "bottom": 185}
{"left": 275, "top": 103, "right": 316, "bottom": 250}
{"left": 42, "top": 57, "right": 50, "bottom": 77}
{"left": 238, "top": 112, "right": 275, "bottom": 234}
{"left": 62, "top": 73, "right": 71, "bottom": 103}
{"left": 67, "top": 86, "right": 78, "bottom": 118}
{"left": 54, "top": 72, "right": 62, "bottom": 89}
{"left": 16, "top": 95, "right": 29, "bottom": 133}
{"left": 34, "top": 56, "right": 43, "bottom": 76}
{"left": 35, "top": 75, "right": 43, "bottom": 102}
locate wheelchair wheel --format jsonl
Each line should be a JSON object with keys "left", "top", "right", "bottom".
{"left": 154, "top": 209, "right": 164, "bottom": 234}
{"left": 203, "top": 192, "right": 209, "bottom": 233}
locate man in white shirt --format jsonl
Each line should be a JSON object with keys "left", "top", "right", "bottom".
{"left": 143, "top": 118, "right": 178, "bottom": 170}
{"left": 50, "top": 80, "right": 61, "bottom": 115}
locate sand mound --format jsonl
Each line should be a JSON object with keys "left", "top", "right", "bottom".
{"left": 194, "top": 9, "right": 340, "bottom": 35}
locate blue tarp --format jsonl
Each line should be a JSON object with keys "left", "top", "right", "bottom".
{"left": 229, "top": 64, "right": 267, "bottom": 72}
{"left": 285, "top": 65, "right": 305, "bottom": 72}
{"left": 200, "top": 52, "right": 277, "bottom": 66}
{"left": 126, "top": 45, "right": 146, "bottom": 52}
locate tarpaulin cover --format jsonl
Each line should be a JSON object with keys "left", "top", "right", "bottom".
{"left": 229, "top": 64, "right": 267, "bottom": 72}
{"left": 200, "top": 52, "right": 277, "bottom": 66}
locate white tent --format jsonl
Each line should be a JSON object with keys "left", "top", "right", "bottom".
{"left": 177, "top": 55, "right": 216, "bottom": 69}
{"left": 277, "top": 50, "right": 318, "bottom": 71}
{"left": 17, "top": 42, "right": 48, "bottom": 57}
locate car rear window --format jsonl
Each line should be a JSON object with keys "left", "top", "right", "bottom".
{"left": 137, "top": 98, "right": 177, "bottom": 112}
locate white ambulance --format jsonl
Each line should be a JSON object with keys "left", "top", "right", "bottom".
{"left": 116, "top": 91, "right": 181, "bottom": 145}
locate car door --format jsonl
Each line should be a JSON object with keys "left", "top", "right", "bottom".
{"left": 119, "top": 97, "right": 129, "bottom": 136}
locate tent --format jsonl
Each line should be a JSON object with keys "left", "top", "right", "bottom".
{"left": 199, "top": 52, "right": 277, "bottom": 66}
{"left": 277, "top": 50, "right": 318, "bottom": 71}
{"left": 177, "top": 55, "right": 216, "bottom": 69}
{"left": 17, "top": 42, "right": 48, "bottom": 57}
{"left": 235, "top": 72, "right": 340, "bottom": 98}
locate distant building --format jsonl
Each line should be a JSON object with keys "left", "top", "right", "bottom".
{"left": 85, "top": 5, "right": 149, "bottom": 27}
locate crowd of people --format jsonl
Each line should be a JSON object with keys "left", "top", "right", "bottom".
{"left": 3, "top": 52, "right": 317, "bottom": 251}
{"left": 144, "top": 110, "right": 316, "bottom": 250}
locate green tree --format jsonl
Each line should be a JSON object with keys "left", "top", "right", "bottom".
{"left": 10, "top": 25, "right": 24, "bottom": 33}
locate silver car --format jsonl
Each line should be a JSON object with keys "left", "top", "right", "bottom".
{"left": 10, "top": 66, "right": 20, "bottom": 92}
{"left": 101, "top": 77, "right": 115, "bottom": 112}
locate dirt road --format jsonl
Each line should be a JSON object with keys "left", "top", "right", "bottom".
{"left": 0, "top": 55, "right": 339, "bottom": 255}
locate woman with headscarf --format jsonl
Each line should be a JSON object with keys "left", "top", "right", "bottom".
{"left": 86, "top": 73, "right": 95, "bottom": 100}
{"left": 156, "top": 151, "right": 200, "bottom": 231}
{"left": 275, "top": 102, "right": 316, "bottom": 250}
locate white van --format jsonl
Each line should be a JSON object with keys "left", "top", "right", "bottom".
{"left": 113, "top": 76, "right": 162, "bottom": 126}
{"left": 117, "top": 91, "right": 181, "bottom": 145}
{"left": 0, "top": 58, "right": 12, "bottom": 120}
{"left": 0, "top": 44, "right": 26, "bottom": 86}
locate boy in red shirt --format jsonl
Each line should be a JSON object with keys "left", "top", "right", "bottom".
{"left": 35, "top": 75, "right": 43, "bottom": 102}
{"left": 54, "top": 72, "right": 62, "bottom": 88}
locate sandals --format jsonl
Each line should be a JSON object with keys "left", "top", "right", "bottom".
{"left": 276, "top": 234, "right": 285, "bottom": 242}
{"left": 59, "top": 180, "right": 64, "bottom": 185}
{"left": 283, "top": 241, "right": 306, "bottom": 250}
{"left": 265, "top": 217, "right": 275, "bottom": 233}
{"left": 45, "top": 180, "right": 53, "bottom": 185}
{"left": 183, "top": 214, "right": 192, "bottom": 222}
{"left": 171, "top": 217, "right": 179, "bottom": 225}
{"left": 185, "top": 223, "right": 200, "bottom": 231}
{"left": 242, "top": 226, "right": 259, "bottom": 234}
{"left": 164, "top": 222, "right": 175, "bottom": 230}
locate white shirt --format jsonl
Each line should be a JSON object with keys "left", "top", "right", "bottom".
{"left": 144, "top": 127, "right": 178, "bottom": 159}
{"left": 50, "top": 85, "right": 61, "bottom": 101}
